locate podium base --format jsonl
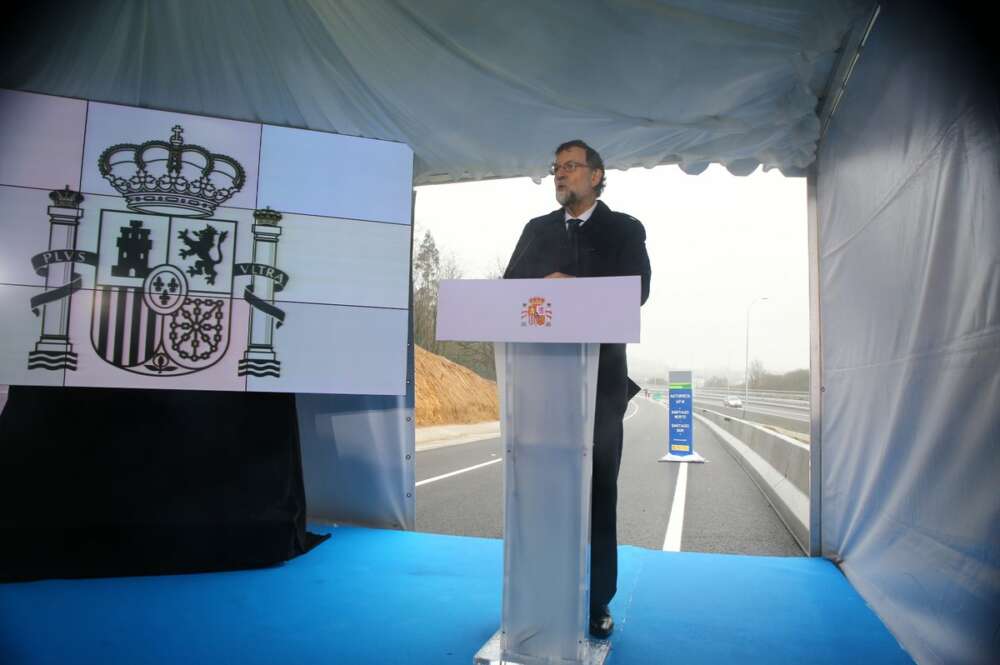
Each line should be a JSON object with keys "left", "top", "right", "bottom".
{"left": 474, "top": 630, "right": 610, "bottom": 665}
{"left": 658, "top": 451, "right": 706, "bottom": 463}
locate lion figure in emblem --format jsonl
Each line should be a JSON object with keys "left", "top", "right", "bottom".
{"left": 177, "top": 225, "right": 228, "bottom": 285}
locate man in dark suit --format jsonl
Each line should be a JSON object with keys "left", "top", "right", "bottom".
{"left": 503, "top": 139, "right": 651, "bottom": 639}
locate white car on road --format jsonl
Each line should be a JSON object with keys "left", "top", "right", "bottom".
{"left": 722, "top": 396, "right": 744, "bottom": 408}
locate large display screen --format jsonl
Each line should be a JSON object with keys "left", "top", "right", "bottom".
{"left": 0, "top": 89, "right": 412, "bottom": 395}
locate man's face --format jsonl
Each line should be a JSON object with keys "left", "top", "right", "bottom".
{"left": 554, "top": 146, "right": 601, "bottom": 208}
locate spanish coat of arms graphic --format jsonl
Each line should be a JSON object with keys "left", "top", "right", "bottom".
{"left": 521, "top": 296, "right": 552, "bottom": 327}
{"left": 91, "top": 211, "right": 236, "bottom": 375}
{"left": 26, "top": 125, "right": 290, "bottom": 379}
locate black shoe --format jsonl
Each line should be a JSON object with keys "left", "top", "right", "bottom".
{"left": 589, "top": 605, "right": 614, "bottom": 639}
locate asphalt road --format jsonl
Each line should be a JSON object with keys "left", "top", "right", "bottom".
{"left": 415, "top": 397, "right": 802, "bottom": 556}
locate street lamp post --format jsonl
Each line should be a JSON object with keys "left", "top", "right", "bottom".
{"left": 744, "top": 297, "right": 768, "bottom": 405}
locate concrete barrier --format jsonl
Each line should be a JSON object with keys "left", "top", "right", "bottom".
{"left": 695, "top": 408, "right": 810, "bottom": 553}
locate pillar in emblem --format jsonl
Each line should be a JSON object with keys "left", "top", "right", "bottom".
{"left": 239, "top": 207, "right": 283, "bottom": 377}
{"left": 28, "top": 187, "right": 85, "bottom": 371}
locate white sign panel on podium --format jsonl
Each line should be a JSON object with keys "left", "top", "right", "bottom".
{"left": 436, "top": 276, "right": 640, "bottom": 344}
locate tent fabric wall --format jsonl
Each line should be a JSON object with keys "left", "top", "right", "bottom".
{"left": 816, "top": 6, "right": 999, "bottom": 664}
{"left": 295, "top": 309, "right": 416, "bottom": 532}
{"left": 296, "top": 393, "right": 415, "bottom": 531}
{"left": 0, "top": 0, "right": 870, "bottom": 183}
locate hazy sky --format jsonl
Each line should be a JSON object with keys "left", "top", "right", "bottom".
{"left": 414, "top": 164, "right": 809, "bottom": 381}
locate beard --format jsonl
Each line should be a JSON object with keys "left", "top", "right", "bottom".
{"left": 556, "top": 187, "right": 577, "bottom": 207}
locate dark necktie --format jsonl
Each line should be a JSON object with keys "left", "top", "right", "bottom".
{"left": 566, "top": 219, "right": 583, "bottom": 273}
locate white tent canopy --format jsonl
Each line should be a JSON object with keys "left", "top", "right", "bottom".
{"left": 1, "top": 0, "right": 869, "bottom": 183}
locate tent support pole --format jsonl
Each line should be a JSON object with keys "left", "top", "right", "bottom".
{"left": 806, "top": 166, "right": 823, "bottom": 557}
{"left": 402, "top": 187, "right": 418, "bottom": 531}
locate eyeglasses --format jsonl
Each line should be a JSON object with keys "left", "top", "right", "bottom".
{"left": 549, "top": 161, "right": 591, "bottom": 175}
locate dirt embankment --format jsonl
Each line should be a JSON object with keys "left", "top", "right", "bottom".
{"left": 415, "top": 345, "right": 499, "bottom": 426}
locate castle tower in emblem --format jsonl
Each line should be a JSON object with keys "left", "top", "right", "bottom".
{"left": 111, "top": 220, "right": 152, "bottom": 278}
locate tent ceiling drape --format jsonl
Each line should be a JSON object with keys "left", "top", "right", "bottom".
{"left": 0, "top": 0, "right": 872, "bottom": 183}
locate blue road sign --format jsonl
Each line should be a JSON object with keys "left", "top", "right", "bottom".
{"left": 668, "top": 371, "right": 694, "bottom": 455}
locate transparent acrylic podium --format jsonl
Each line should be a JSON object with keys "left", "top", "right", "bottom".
{"left": 475, "top": 340, "right": 609, "bottom": 665}
{"left": 436, "top": 276, "right": 640, "bottom": 665}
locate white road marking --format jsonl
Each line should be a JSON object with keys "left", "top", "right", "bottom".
{"left": 662, "top": 461, "right": 688, "bottom": 552}
{"left": 648, "top": 394, "right": 689, "bottom": 551}
{"left": 646, "top": 397, "right": 690, "bottom": 552}
{"left": 415, "top": 458, "right": 503, "bottom": 487}
{"left": 623, "top": 400, "right": 639, "bottom": 421}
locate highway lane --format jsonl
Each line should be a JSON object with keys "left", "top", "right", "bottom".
{"left": 697, "top": 388, "right": 809, "bottom": 408}
{"left": 644, "top": 386, "right": 811, "bottom": 435}
{"left": 415, "top": 436, "right": 505, "bottom": 539}
{"left": 694, "top": 395, "right": 809, "bottom": 423}
{"left": 415, "top": 397, "right": 802, "bottom": 556}
{"left": 693, "top": 397, "right": 810, "bottom": 434}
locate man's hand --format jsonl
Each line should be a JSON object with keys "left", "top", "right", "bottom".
{"left": 544, "top": 272, "right": 574, "bottom": 279}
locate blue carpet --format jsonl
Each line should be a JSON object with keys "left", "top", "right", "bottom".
{"left": 0, "top": 526, "right": 911, "bottom": 664}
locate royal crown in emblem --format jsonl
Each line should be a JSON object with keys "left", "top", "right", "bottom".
{"left": 98, "top": 125, "right": 246, "bottom": 218}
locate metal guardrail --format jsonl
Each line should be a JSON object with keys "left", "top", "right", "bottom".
{"left": 645, "top": 386, "right": 810, "bottom": 412}
{"left": 643, "top": 385, "right": 808, "bottom": 400}
{"left": 694, "top": 387, "right": 809, "bottom": 401}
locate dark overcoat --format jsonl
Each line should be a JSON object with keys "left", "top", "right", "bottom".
{"left": 502, "top": 200, "right": 652, "bottom": 418}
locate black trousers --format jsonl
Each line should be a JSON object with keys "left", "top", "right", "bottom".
{"left": 590, "top": 404, "right": 624, "bottom": 611}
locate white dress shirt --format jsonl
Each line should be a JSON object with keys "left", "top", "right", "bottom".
{"left": 564, "top": 200, "right": 598, "bottom": 230}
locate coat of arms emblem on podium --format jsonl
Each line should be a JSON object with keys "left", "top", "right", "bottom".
{"left": 521, "top": 296, "right": 552, "bottom": 327}
{"left": 26, "top": 126, "right": 290, "bottom": 379}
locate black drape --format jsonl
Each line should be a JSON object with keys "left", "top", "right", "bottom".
{"left": 0, "top": 385, "right": 325, "bottom": 582}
